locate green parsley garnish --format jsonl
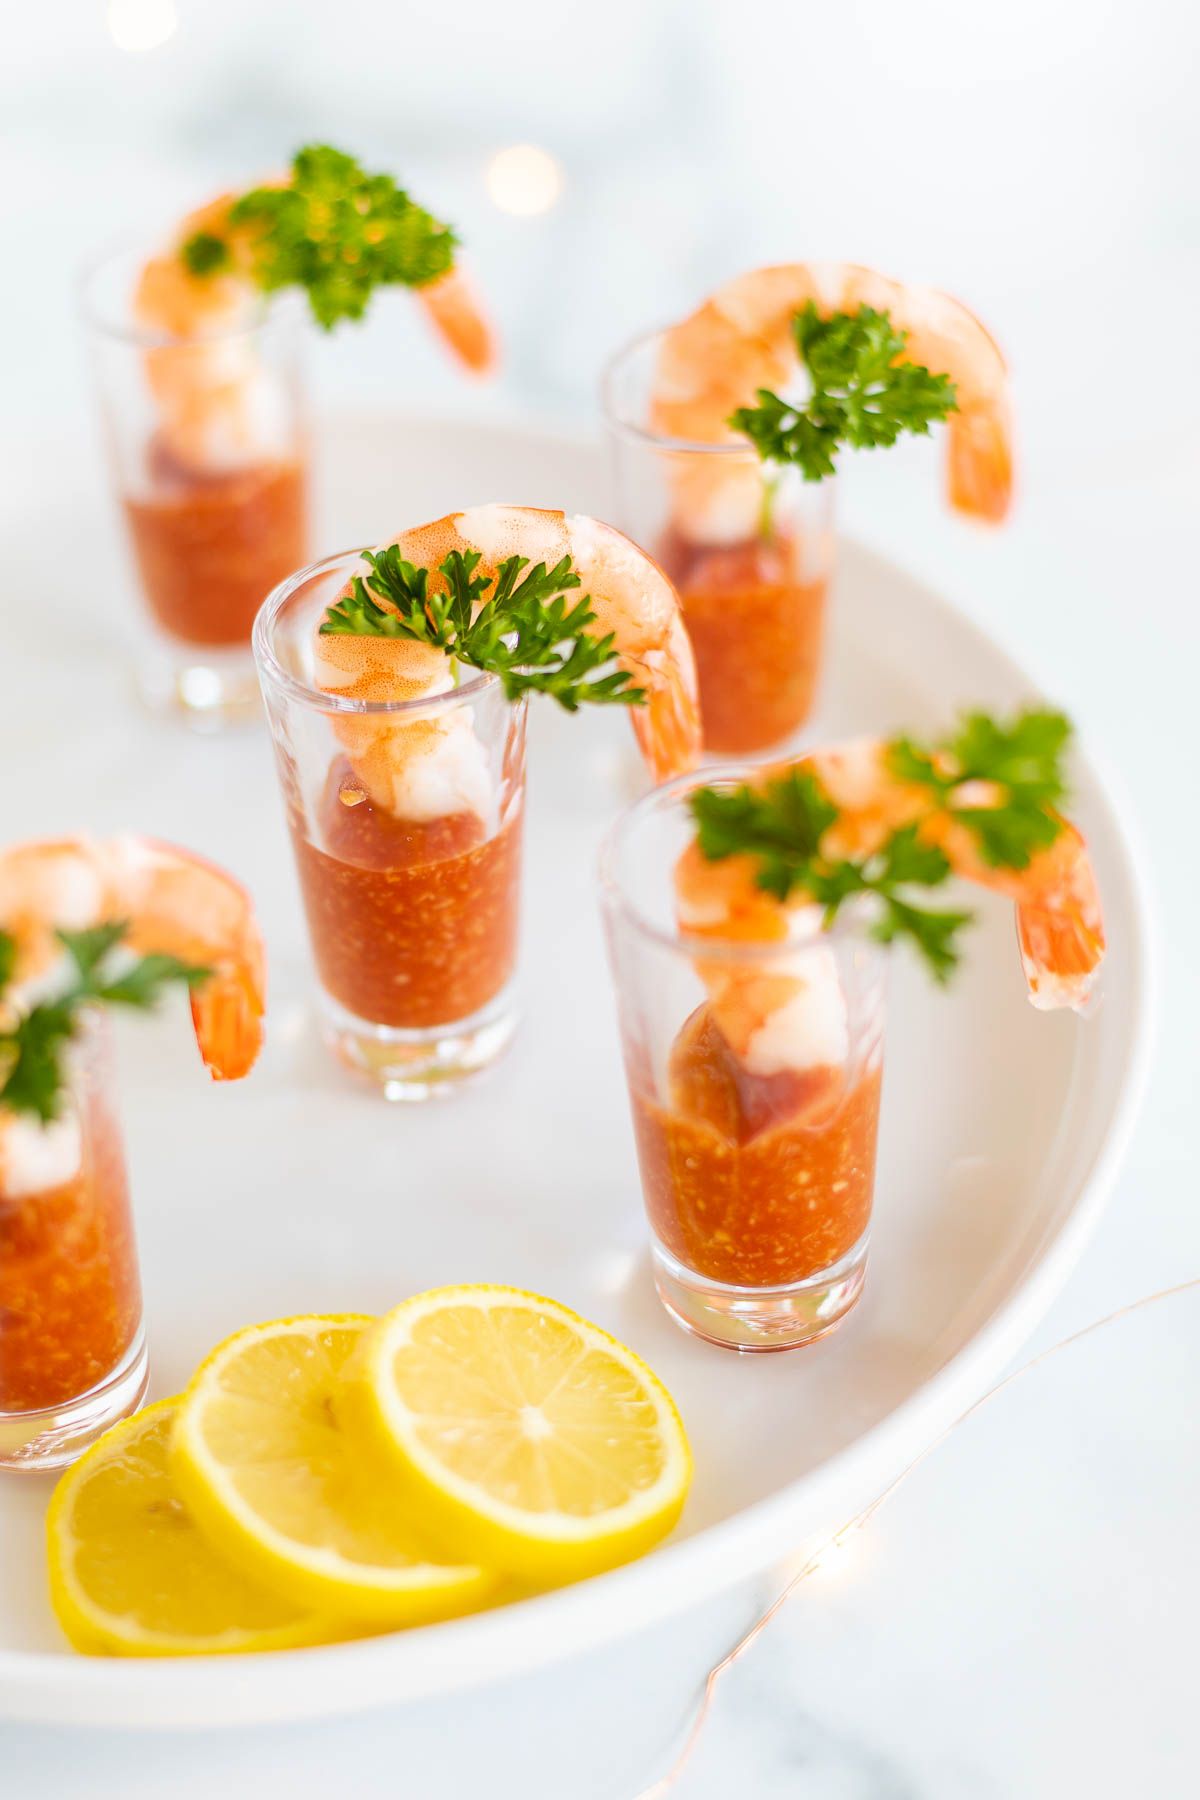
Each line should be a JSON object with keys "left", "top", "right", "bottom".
{"left": 180, "top": 144, "right": 458, "bottom": 330}
{"left": 180, "top": 231, "right": 232, "bottom": 278}
{"left": 0, "top": 924, "right": 210, "bottom": 1124}
{"left": 688, "top": 707, "right": 1071, "bottom": 982}
{"left": 320, "top": 546, "right": 645, "bottom": 712}
{"left": 729, "top": 301, "right": 959, "bottom": 482}
{"left": 888, "top": 707, "right": 1070, "bottom": 870}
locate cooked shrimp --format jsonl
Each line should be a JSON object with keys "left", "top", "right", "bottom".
{"left": 314, "top": 506, "right": 701, "bottom": 812}
{"left": 652, "top": 262, "right": 1013, "bottom": 530}
{"left": 679, "top": 736, "right": 1106, "bottom": 1007}
{"left": 137, "top": 204, "right": 495, "bottom": 381}
{"left": 130, "top": 192, "right": 266, "bottom": 472}
{"left": 0, "top": 837, "right": 265, "bottom": 1081}
{"left": 133, "top": 179, "right": 495, "bottom": 477}
{"left": 802, "top": 738, "right": 1105, "bottom": 1010}
{"left": 134, "top": 225, "right": 284, "bottom": 476}
{"left": 675, "top": 734, "right": 1104, "bottom": 1074}
{"left": 314, "top": 627, "right": 491, "bottom": 826}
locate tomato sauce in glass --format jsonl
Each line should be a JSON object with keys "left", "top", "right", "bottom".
{"left": 0, "top": 1086, "right": 141, "bottom": 1416}
{"left": 290, "top": 759, "right": 523, "bottom": 1029}
{"left": 631, "top": 1003, "right": 882, "bottom": 1288}
{"left": 125, "top": 439, "right": 308, "bottom": 648}
{"left": 657, "top": 526, "right": 827, "bottom": 755}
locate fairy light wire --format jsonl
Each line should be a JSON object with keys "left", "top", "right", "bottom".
{"left": 634, "top": 1275, "right": 1200, "bottom": 1799}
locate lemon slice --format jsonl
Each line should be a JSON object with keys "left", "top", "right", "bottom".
{"left": 348, "top": 1286, "right": 693, "bottom": 1584}
{"left": 47, "top": 1398, "right": 332, "bottom": 1656}
{"left": 171, "top": 1315, "right": 495, "bottom": 1623}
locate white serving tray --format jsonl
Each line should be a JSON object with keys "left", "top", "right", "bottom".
{"left": 0, "top": 417, "right": 1152, "bottom": 1729}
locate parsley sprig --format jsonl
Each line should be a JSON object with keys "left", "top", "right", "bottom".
{"left": 181, "top": 144, "right": 458, "bottom": 330}
{"left": 730, "top": 302, "right": 959, "bottom": 482}
{"left": 0, "top": 924, "right": 210, "bottom": 1124}
{"left": 888, "top": 708, "right": 1070, "bottom": 870}
{"left": 320, "top": 547, "right": 645, "bottom": 712}
{"left": 691, "top": 769, "right": 970, "bottom": 982}
{"left": 687, "top": 707, "right": 1071, "bottom": 982}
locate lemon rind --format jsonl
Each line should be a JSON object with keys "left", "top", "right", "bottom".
{"left": 354, "top": 1286, "right": 693, "bottom": 1583}
{"left": 46, "top": 1398, "right": 335, "bottom": 1658}
{"left": 171, "top": 1314, "right": 496, "bottom": 1624}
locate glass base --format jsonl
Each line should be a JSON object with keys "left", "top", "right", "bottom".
{"left": 136, "top": 637, "right": 261, "bottom": 731}
{"left": 317, "top": 981, "right": 519, "bottom": 1101}
{"left": 0, "top": 1328, "right": 149, "bottom": 1472}
{"left": 651, "top": 1234, "right": 869, "bottom": 1352}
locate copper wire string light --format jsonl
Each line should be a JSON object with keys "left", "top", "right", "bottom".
{"left": 634, "top": 1275, "right": 1200, "bottom": 1798}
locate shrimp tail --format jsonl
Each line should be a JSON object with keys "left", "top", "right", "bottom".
{"left": 947, "top": 406, "right": 1015, "bottom": 525}
{"left": 1015, "top": 828, "right": 1106, "bottom": 1012}
{"left": 628, "top": 618, "right": 704, "bottom": 781}
{"left": 190, "top": 963, "right": 265, "bottom": 1081}
{"left": 417, "top": 266, "right": 498, "bottom": 376}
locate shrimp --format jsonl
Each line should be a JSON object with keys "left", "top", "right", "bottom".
{"left": 314, "top": 506, "right": 702, "bottom": 814}
{"left": 132, "top": 181, "right": 494, "bottom": 475}
{"left": 0, "top": 837, "right": 265, "bottom": 1081}
{"left": 675, "top": 734, "right": 1105, "bottom": 1080}
{"left": 801, "top": 738, "right": 1105, "bottom": 1010}
{"left": 651, "top": 262, "right": 1013, "bottom": 534}
{"left": 134, "top": 207, "right": 285, "bottom": 478}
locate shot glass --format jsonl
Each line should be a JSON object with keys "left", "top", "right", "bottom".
{"left": 82, "top": 239, "right": 309, "bottom": 728}
{"left": 603, "top": 330, "right": 835, "bottom": 756}
{"left": 0, "top": 1011, "right": 148, "bottom": 1471}
{"left": 600, "top": 771, "right": 887, "bottom": 1351}
{"left": 254, "top": 550, "right": 527, "bottom": 1099}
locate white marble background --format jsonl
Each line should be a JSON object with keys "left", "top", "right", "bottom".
{"left": 3, "top": 1, "right": 1199, "bottom": 1792}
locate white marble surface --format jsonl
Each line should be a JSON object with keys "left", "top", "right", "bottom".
{"left": 3, "top": 0, "right": 1198, "bottom": 1791}
{"left": 673, "top": 1286, "right": 1200, "bottom": 1797}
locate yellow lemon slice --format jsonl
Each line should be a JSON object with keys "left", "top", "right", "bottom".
{"left": 47, "top": 1398, "right": 333, "bottom": 1656}
{"left": 348, "top": 1286, "right": 693, "bottom": 1584}
{"left": 170, "top": 1314, "right": 495, "bottom": 1624}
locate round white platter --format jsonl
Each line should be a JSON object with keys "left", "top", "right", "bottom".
{"left": 0, "top": 417, "right": 1152, "bottom": 1730}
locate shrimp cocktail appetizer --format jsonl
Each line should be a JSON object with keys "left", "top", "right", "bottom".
{"left": 604, "top": 264, "right": 1012, "bottom": 755}
{"left": 83, "top": 144, "right": 493, "bottom": 725}
{"left": 0, "top": 838, "right": 264, "bottom": 1468}
{"left": 255, "top": 505, "right": 699, "bottom": 1098}
{"left": 602, "top": 707, "right": 1105, "bottom": 1349}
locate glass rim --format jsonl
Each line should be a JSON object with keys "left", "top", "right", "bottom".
{"left": 598, "top": 766, "right": 873, "bottom": 967}
{"left": 252, "top": 546, "right": 501, "bottom": 717}
{"left": 77, "top": 232, "right": 280, "bottom": 349}
{"left": 600, "top": 326, "right": 770, "bottom": 459}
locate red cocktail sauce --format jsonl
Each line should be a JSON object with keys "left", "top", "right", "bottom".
{"left": 290, "top": 760, "right": 523, "bottom": 1029}
{"left": 0, "top": 1091, "right": 140, "bottom": 1415}
{"left": 125, "top": 440, "right": 308, "bottom": 648}
{"left": 631, "top": 1004, "right": 882, "bottom": 1288}
{"left": 657, "top": 527, "right": 827, "bottom": 755}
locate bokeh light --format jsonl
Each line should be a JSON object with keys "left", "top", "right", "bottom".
{"left": 485, "top": 144, "right": 564, "bottom": 217}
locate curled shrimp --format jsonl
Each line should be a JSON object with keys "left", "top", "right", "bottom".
{"left": 802, "top": 738, "right": 1105, "bottom": 1011}
{"left": 651, "top": 262, "right": 1013, "bottom": 534}
{"left": 675, "top": 734, "right": 1105, "bottom": 1078}
{"left": 0, "top": 837, "right": 265, "bottom": 1081}
{"left": 314, "top": 506, "right": 702, "bottom": 815}
{"left": 133, "top": 181, "right": 495, "bottom": 475}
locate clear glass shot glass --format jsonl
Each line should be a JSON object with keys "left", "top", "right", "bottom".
{"left": 254, "top": 550, "right": 527, "bottom": 1099}
{"left": 82, "top": 239, "right": 309, "bottom": 729}
{"left": 600, "top": 771, "right": 887, "bottom": 1352}
{"left": 602, "top": 330, "right": 835, "bottom": 757}
{"left": 0, "top": 1012, "right": 148, "bottom": 1470}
